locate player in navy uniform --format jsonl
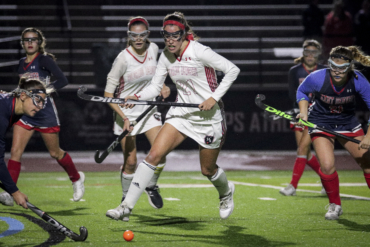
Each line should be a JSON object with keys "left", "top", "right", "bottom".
{"left": 280, "top": 40, "right": 326, "bottom": 196}
{"left": 0, "top": 76, "right": 48, "bottom": 209}
{"left": 0, "top": 28, "right": 85, "bottom": 206}
{"left": 297, "top": 45, "right": 370, "bottom": 220}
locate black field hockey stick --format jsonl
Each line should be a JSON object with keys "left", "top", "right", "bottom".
{"left": 255, "top": 94, "right": 361, "bottom": 144}
{"left": 0, "top": 183, "right": 88, "bottom": 241}
{"left": 77, "top": 86, "right": 199, "bottom": 108}
{"left": 94, "top": 96, "right": 163, "bottom": 163}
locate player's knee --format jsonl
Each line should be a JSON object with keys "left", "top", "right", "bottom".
{"left": 145, "top": 149, "right": 162, "bottom": 165}
{"left": 124, "top": 160, "right": 137, "bottom": 171}
{"left": 201, "top": 166, "right": 216, "bottom": 177}
{"left": 10, "top": 146, "right": 23, "bottom": 158}
{"left": 320, "top": 164, "right": 334, "bottom": 174}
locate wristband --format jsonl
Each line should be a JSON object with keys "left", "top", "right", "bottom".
{"left": 123, "top": 117, "right": 129, "bottom": 122}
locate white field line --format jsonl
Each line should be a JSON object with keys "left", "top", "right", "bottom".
{"left": 231, "top": 181, "right": 370, "bottom": 201}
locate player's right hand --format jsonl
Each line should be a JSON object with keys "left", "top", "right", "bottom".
{"left": 12, "top": 190, "right": 28, "bottom": 209}
{"left": 121, "top": 95, "right": 138, "bottom": 109}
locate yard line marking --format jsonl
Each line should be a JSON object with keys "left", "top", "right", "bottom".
{"left": 230, "top": 181, "right": 370, "bottom": 201}
{"left": 164, "top": 198, "right": 181, "bottom": 201}
{"left": 258, "top": 197, "right": 277, "bottom": 200}
{"left": 159, "top": 184, "right": 213, "bottom": 188}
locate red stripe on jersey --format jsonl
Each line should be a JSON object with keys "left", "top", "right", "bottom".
{"left": 176, "top": 41, "right": 190, "bottom": 62}
{"left": 126, "top": 49, "right": 148, "bottom": 64}
{"left": 330, "top": 77, "right": 348, "bottom": 95}
{"left": 302, "top": 63, "right": 317, "bottom": 74}
{"left": 117, "top": 75, "right": 125, "bottom": 96}
{"left": 9, "top": 97, "right": 16, "bottom": 127}
{"left": 23, "top": 52, "right": 40, "bottom": 71}
{"left": 205, "top": 67, "right": 218, "bottom": 92}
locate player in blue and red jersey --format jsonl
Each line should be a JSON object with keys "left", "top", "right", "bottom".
{"left": 280, "top": 40, "right": 326, "bottom": 196}
{"left": 297, "top": 45, "right": 370, "bottom": 220}
{"left": 0, "top": 28, "right": 85, "bottom": 207}
{"left": 0, "top": 76, "right": 48, "bottom": 209}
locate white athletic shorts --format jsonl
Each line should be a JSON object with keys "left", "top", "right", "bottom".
{"left": 165, "top": 117, "right": 226, "bottom": 149}
{"left": 114, "top": 107, "right": 162, "bottom": 136}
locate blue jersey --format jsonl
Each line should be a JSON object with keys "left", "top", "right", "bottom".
{"left": 297, "top": 69, "right": 370, "bottom": 128}
{"left": 0, "top": 94, "right": 20, "bottom": 194}
{"left": 288, "top": 63, "right": 326, "bottom": 108}
{"left": 17, "top": 53, "right": 68, "bottom": 127}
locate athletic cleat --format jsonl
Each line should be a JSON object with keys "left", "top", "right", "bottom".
{"left": 106, "top": 202, "right": 132, "bottom": 221}
{"left": 321, "top": 186, "right": 327, "bottom": 195}
{"left": 0, "top": 192, "right": 14, "bottom": 206}
{"left": 72, "top": 171, "right": 85, "bottom": 202}
{"left": 145, "top": 186, "right": 163, "bottom": 209}
{"left": 325, "top": 203, "right": 343, "bottom": 220}
{"left": 279, "top": 184, "right": 296, "bottom": 196}
{"left": 121, "top": 195, "right": 125, "bottom": 203}
{"left": 219, "top": 182, "right": 235, "bottom": 219}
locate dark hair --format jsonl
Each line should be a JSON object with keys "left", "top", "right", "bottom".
{"left": 21, "top": 27, "right": 56, "bottom": 60}
{"left": 163, "top": 12, "right": 199, "bottom": 41}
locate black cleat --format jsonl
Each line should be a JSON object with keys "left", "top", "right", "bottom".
{"left": 144, "top": 186, "right": 163, "bottom": 209}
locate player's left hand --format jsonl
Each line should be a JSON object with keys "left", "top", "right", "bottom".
{"left": 120, "top": 95, "right": 138, "bottom": 109}
{"left": 358, "top": 136, "right": 370, "bottom": 150}
{"left": 160, "top": 85, "right": 171, "bottom": 99}
{"left": 199, "top": 97, "right": 217, "bottom": 111}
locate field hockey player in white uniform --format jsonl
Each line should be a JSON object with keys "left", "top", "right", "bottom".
{"left": 104, "top": 17, "right": 170, "bottom": 211}
{"left": 106, "top": 12, "right": 240, "bottom": 221}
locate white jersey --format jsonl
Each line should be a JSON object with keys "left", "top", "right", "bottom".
{"left": 136, "top": 40, "right": 240, "bottom": 123}
{"left": 105, "top": 42, "right": 158, "bottom": 119}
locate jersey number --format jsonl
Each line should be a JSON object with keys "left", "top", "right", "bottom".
{"left": 329, "top": 105, "right": 343, "bottom": 114}
{"left": 176, "top": 79, "right": 197, "bottom": 95}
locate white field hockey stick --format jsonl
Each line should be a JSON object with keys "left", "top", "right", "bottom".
{"left": 77, "top": 86, "right": 199, "bottom": 108}
{"left": 255, "top": 94, "right": 361, "bottom": 144}
{"left": 94, "top": 96, "right": 163, "bottom": 163}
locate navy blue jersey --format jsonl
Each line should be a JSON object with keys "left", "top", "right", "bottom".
{"left": 288, "top": 63, "right": 326, "bottom": 108}
{"left": 0, "top": 94, "right": 20, "bottom": 194}
{"left": 18, "top": 53, "right": 68, "bottom": 127}
{"left": 297, "top": 68, "right": 370, "bottom": 127}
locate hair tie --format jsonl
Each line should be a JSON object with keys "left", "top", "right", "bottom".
{"left": 186, "top": 33, "right": 194, "bottom": 41}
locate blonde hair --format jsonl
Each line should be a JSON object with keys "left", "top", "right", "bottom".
{"left": 330, "top": 46, "right": 370, "bottom": 71}
{"left": 294, "top": 39, "right": 322, "bottom": 64}
{"left": 21, "top": 27, "right": 55, "bottom": 60}
{"left": 126, "top": 16, "right": 150, "bottom": 48}
{"left": 163, "top": 12, "right": 199, "bottom": 41}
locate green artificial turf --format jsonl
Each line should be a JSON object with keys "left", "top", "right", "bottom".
{"left": 0, "top": 170, "right": 369, "bottom": 247}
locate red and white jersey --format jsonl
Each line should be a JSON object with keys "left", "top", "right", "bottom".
{"left": 105, "top": 42, "right": 158, "bottom": 119}
{"left": 136, "top": 41, "right": 240, "bottom": 123}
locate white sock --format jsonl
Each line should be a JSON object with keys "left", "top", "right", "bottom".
{"left": 147, "top": 163, "right": 166, "bottom": 188}
{"left": 121, "top": 172, "right": 134, "bottom": 197}
{"left": 123, "top": 160, "right": 156, "bottom": 209}
{"left": 208, "top": 167, "right": 230, "bottom": 198}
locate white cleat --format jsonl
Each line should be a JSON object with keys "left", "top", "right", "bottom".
{"left": 219, "top": 182, "right": 235, "bottom": 219}
{"left": 0, "top": 192, "right": 14, "bottom": 206}
{"left": 325, "top": 203, "right": 343, "bottom": 220}
{"left": 279, "top": 184, "right": 296, "bottom": 196}
{"left": 106, "top": 202, "right": 132, "bottom": 221}
{"left": 72, "top": 171, "right": 85, "bottom": 202}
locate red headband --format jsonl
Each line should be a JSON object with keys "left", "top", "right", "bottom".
{"left": 163, "top": 20, "right": 185, "bottom": 30}
{"left": 128, "top": 18, "right": 149, "bottom": 28}
{"left": 163, "top": 20, "right": 194, "bottom": 41}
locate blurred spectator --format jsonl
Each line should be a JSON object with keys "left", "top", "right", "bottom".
{"left": 302, "top": 0, "right": 325, "bottom": 42}
{"left": 354, "top": 0, "right": 370, "bottom": 54}
{"left": 322, "top": 0, "right": 354, "bottom": 61}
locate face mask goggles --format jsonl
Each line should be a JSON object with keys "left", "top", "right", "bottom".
{"left": 127, "top": 30, "right": 149, "bottom": 42}
{"left": 303, "top": 49, "right": 320, "bottom": 57}
{"left": 14, "top": 88, "right": 47, "bottom": 109}
{"left": 160, "top": 30, "right": 184, "bottom": 42}
{"left": 328, "top": 58, "right": 352, "bottom": 73}
{"left": 21, "top": 38, "right": 40, "bottom": 44}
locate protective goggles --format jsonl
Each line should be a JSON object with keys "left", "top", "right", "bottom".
{"left": 127, "top": 30, "right": 149, "bottom": 41}
{"left": 328, "top": 58, "right": 352, "bottom": 73}
{"left": 21, "top": 38, "right": 40, "bottom": 44}
{"left": 160, "top": 30, "right": 184, "bottom": 42}
{"left": 14, "top": 88, "right": 47, "bottom": 109}
{"left": 303, "top": 49, "right": 320, "bottom": 57}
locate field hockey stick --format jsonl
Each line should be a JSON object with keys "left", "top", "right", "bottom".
{"left": 255, "top": 94, "right": 361, "bottom": 144}
{"left": 0, "top": 183, "right": 88, "bottom": 241}
{"left": 94, "top": 96, "right": 163, "bottom": 163}
{"left": 77, "top": 86, "right": 199, "bottom": 108}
